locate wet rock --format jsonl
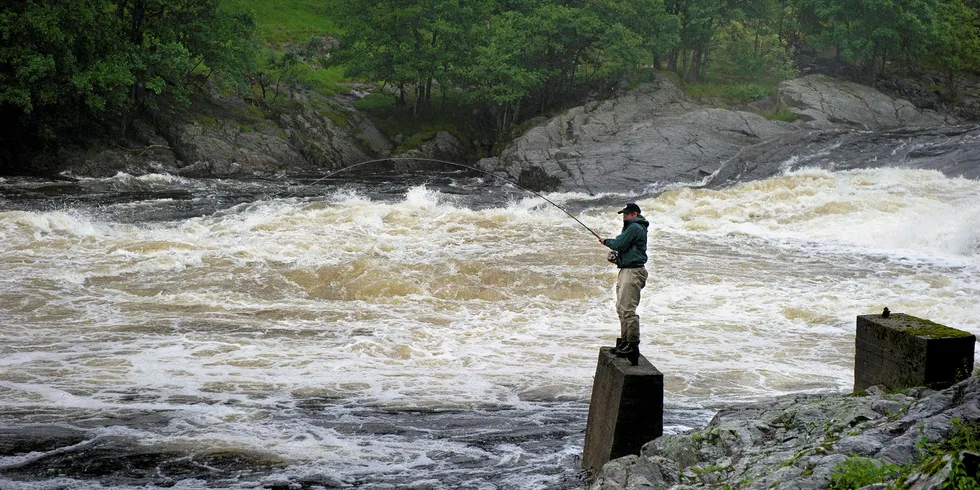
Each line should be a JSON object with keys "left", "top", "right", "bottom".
{"left": 59, "top": 89, "right": 391, "bottom": 179}
{"left": 61, "top": 120, "right": 181, "bottom": 178}
{"left": 397, "top": 131, "right": 468, "bottom": 162}
{"left": 707, "top": 125, "right": 980, "bottom": 188}
{"left": 0, "top": 426, "right": 89, "bottom": 455}
{"left": 1, "top": 436, "right": 287, "bottom": 486}
{"left": 778, "top": 75, "right": 959, "bottom": 130}
{"left": 590, "top": 377, "right": 980, "bottom": 490}
{"left": 484, "top": 71, "right": 968, "bottom": 193}
{"left": 482, "top": 74, "right": 793, "bottom": 192}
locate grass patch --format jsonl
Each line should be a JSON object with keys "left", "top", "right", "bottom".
{"left": 221, "top": 0, "right": 340, "bottom": 45}
{"left": 301, "top": 64, "right": 346, "bottom": 95}
{"left": 829, "top": 457, "right": 902, "bottom": 490}
{"left": 763, "top": 104, "right": 799, "bottom": 122}
{"left": 723, "top": 84, "right": 772, "bottom": 104}
{"left": 354, "top": 92, "right": 398, "bottom": 111}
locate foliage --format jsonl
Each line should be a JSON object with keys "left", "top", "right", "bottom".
{"left": 0, "top": 0, "right": 258, "bottom": 170}
{"left": 221, "top": 0, "right": 340, "bottom": 44}
{"left": 723, "top": 84, "right": 772, "bottom": 103}
{"left": 329, "top": 0, "right": 680, "bottom": 134}
{"left": 247, "top": 49, "right": 311, "bottom": 103}
{"left": 927, "top": 0, "right": 980, "bottom": 97}
{"left": 828, "top": 457, "right": 902, "bottom": 490}
{"left": 763, "top": 104, "right": 800, "bottom": 122}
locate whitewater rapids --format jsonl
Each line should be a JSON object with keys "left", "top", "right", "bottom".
{"left": 0, "top": 167, "right": 978, "bottom": 488}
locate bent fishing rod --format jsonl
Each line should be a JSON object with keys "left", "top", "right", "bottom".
{"left": 283, "top": 156, "right": 602, "bottom": 239}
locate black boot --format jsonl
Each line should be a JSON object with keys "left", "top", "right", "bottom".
{"left": 613, "top": 337, "right": 625, "bottom": 350}
{"left": 614, "top": 342, "right": 640, "bottom": 366}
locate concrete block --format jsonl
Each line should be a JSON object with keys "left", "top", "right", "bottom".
{"left": 854, "top": 313, "right": 976, "bottom": 392}
{"left": 582, "top": 347, "right": 663, "bottom": 471}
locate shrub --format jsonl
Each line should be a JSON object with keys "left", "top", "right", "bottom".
{"left": 829, "top": 457, "right": 902, "bottom": 490}
{"left": 723, "top": 84, "right": 771, "bottom": 103}
{"left": 763, "top": 104, "right": 799, "bottom": 122}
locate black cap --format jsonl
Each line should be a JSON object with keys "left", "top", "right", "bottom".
{"left": 617, "top": 203, "right": 641, "bottom": 214}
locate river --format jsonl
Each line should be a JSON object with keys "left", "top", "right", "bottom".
{"left": 1, "top": 161, "right": 978, "bottom": 489}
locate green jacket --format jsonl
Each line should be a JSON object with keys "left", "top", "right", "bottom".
{"left": 604, "top": 215, "right": 649, "bottom": 268}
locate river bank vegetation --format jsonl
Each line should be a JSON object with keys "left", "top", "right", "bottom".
{"left": 2, "top": 0, "right": 980, "bottom": 173}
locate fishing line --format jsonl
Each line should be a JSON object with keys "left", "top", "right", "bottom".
{"left": 280, "top": 157, "right": 602, "bottom": 239}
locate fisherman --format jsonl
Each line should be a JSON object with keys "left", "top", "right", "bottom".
{"left": 598, "top": 203, "right": 649, "bottom": 364}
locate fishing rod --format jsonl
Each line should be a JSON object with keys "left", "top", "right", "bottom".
{"left": 283, "top": 156, "right": 602, "bottom": 239}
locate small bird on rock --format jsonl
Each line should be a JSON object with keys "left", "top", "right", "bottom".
{"left": 882, "top": 307, "right": 890, "bottom": 318}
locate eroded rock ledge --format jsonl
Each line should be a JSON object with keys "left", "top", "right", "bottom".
{"left": 482, "top": 73, "right": 968, "bottom": 193}
{"left": 589, "top": 376, "right": 980, "bottom": 490}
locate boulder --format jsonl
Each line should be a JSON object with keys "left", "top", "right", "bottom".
{"left": 707, "top": 125, "right": 980, "bottom": 188}
{"left": 398, "top": 131, "right": 468, "bottom": 162}
{"left": 778, "top": 75, "right": 959, "bottom": 130}
{"left": 482, "top": 73, "right": 794, "bottom": 193}
{"left": 60, "top": 89, "right": 391, "bottom": 179}
{"left": 485, "top": 72, "right": 970, "bottom": 193}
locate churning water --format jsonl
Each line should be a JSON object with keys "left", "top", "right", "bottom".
{"left": 1, "top": 165, "right": 978, "bottom": 489}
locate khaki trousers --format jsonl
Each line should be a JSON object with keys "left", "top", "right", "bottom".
{"left": 616, "top": 267, "right": 648, "bottom": 343}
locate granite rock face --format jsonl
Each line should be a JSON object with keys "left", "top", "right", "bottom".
{"left": 778, "top": 75, "right": 959, "bottom": 130}
{"left": 63, "top": 90, "right": 392, "bottom": 179}
{"left": 706, "top": 125, "right": 980, "bottom": 188}
{"left": 590, "top": 376, "right": 980, "bottom": 490}
{"left": 481, "top": 73, "right": 795, "bottom": 193}
{"left": 482, "top": 73, "right": 963, "bottom": 193}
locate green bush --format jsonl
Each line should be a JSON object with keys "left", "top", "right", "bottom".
{"left": 829, "top": 457, "right": 902, "bottom": 490}
{"left": 722, "top": 84, "right": 771, "bottom": 104}
{"left": 763, "top": 104, "right": 799, "bottom": 122}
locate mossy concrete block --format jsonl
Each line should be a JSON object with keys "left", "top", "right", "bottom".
{"left": 582, "top": 347, "right": 663, "bottom": 471}
{"left": 854, "top": 313, "right": 976, "bottom": 392}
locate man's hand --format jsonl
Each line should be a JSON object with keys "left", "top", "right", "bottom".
{"left": 598, "top": 237, "right": 606, "bottom": 245}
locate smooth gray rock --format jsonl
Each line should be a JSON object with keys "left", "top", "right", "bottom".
{"left": 778, "top": 75, "right": 959, "bottom": 130}
{"left": 643, "top": 434, "right": 699, "bottom": 469}
{"left": 486, "top": 72, "right": 969, "bottom": 193}
{"left": 834, "top": 434, "right": 885, "bottom": 456}
{"left": 482, "top": 73, "right": 795, "bottom": 192}
{"left": 398, "top": 131, "right": 467, "bottom": 162}
{"left": 62, "top": 90, "right": 391, "bottom": 179}
{"left": 707, "top": 125, "right": 980, "bottom": 188}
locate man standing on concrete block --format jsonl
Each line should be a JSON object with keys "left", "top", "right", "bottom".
{"left": 599, "top": 203, "right": 649, "bottom": 365}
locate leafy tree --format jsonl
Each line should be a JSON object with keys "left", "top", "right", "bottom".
{"left": 930, "top": 0, "right": 980, "bottom": 96}
{"left": 0, "top": 0, "right": 257, "bottom": 171}
{"left": 248, "top": 50, "right": 307, "bottom": 103}
{"left": 665, "top": 0, "right": 733, "bottom": 80}
{"left": 795, "top": 0, "right": 941, "bottom": 82}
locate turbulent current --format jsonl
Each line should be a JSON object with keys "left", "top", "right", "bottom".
{"left": 1, "top": 164, "right": 978, "bottom": 489}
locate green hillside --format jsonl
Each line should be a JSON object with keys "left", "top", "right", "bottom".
{"left": 222, "top": 0, "right": 340, "bottom": 44}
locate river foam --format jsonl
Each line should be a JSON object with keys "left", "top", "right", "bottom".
{"left": 1, "top": 167, "right": 978, "bottom": 487}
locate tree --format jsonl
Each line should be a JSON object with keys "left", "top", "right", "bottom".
{"left": 795, "top": 0, "right": 940, "bottom": 82}
{"left": 0, "top": 0, "right": 257, "bottom": 171}
{"left": 930, "top": 0, "right": 980, "bottom": 96}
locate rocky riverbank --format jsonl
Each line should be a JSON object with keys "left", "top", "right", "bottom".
{"left": 590, "top": 376, "right": 980, "bottom": 490}
{"left": 481, "top": 74, "right": 978, "bottom": 192}
{"left": 48, "top": 70, "right": 977, "bottom": 187}
{"left": 53, "top": 87, "right": 471, "bottom": 180}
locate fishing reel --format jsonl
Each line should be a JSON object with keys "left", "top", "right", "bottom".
{"left": 606, "top": 250, "right": 619, "bottom": 264}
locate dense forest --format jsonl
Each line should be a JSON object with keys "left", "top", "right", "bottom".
{"left": 2, "top": 0, "right": 980, "bottom": 172}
